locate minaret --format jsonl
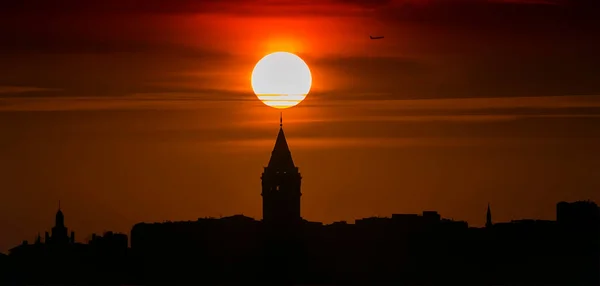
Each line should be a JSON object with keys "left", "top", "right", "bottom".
{"left": 51, "top": 201, "right": 69, "bottom": 244}
{"left": 486, "top": 203, "right": 493, "bottom": 228}
{"left": 56, "top": 200, "right": 64, "bottom": 227}
{"left": 261, "top": 113, "right": 302, "bottom": 226}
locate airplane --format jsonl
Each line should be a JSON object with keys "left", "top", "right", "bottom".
{"left": 370, "top": 35, "right": 384, "bottom": 40}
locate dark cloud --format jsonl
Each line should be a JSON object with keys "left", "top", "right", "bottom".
{"left": 0, "top": 0, "right": 367, "bottom": 16}
{"left": 379, "top": 0, "right": 599, "bottom": 33}
{"left": 2, "top": 0, "right": 598, "bottom": 45}
{"left": 309, "top": 55, "right": 429, "bottom": 96}
{"left": 310, "top": 52, "right": 600, "bottom": 100}
{"left": 459, "top": 54, "right": 600, "bottom": 98}
{"left": 356, "top": 105, "right": 600, "bottom": 119}
{"left": 0, "top": 0, "right": 596, "bottom": 18}
{"left": 0, "top": 49, "right": 237, "bottom": 98}
{"left": 0, "top": 86, "right": 252, "bottom": 100}
{"left": 0, "top": 37, "right": 231, "bottom": 57}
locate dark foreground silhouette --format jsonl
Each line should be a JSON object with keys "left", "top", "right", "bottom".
{"left": 5, "top": 201, "right": 599, "bottom": 285}
{"left": 4, "top": 123, "right": 599, "bottom": 285}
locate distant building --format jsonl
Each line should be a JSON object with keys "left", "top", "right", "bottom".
{"left": 47, "top": 204, "right": 75, "bottom": 245}
{"left": 89, "top": 231, "right": 128, "bottom": 255}
{"left": 557, "top": 200, "right": 600, "bottom": 229}
{"left": 10, "top": 204, "right": 76, "bottom": 255}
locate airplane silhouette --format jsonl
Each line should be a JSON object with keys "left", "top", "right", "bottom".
{"left": 370, "top": 36, "right": 384, "bottom": 40}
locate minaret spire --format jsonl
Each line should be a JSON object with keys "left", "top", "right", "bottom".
{"left": 486, "top": 203, "right": 492, "bottom": 228}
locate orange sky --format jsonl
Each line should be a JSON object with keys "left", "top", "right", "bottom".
{"left": 1, "top": 0, "right": 600, "bottom": 252}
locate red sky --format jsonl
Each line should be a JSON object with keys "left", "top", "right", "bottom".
{"left": 1, "top": 0, "right": 600, "bottom": 251}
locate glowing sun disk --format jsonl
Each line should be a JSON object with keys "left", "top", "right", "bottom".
{"left": 251, "top": 52, "right": 312, "bottom": 109}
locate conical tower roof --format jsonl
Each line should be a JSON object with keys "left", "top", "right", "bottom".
{"left": 266, "top": 113, "right": 296, "bottom": 171}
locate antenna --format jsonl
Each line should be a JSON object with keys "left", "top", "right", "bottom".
{"left": 280, "top": 112, "right": 283, "bottom": 127}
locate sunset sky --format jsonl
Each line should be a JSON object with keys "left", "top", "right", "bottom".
{"left": 1, "top": 0, "right": 600, "bottom": 251}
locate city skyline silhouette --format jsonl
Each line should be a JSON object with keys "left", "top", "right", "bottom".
{"left": 4, "top": 122, "right": 599, "bottom": 285}
{"left": 3, "top": 1, "right": 600, "bottom": 253}
{"left": 6, "top": 117, "right": 599, "bottom": 248}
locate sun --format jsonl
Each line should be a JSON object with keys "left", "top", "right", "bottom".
{"left": 251, "top": 52, "right": 312, "bottom": 109}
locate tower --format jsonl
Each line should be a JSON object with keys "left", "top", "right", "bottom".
{"left": 486, "top": 203, "right": 493, "bottom": 228}
{"left": 261, "top": 113, "right": 302, "bottom": 226}
{"left": 55, "top": 201, "right": 64, "bottom": 228}
{"left": 51, "top": 201, "right": 69, "bottom": 244}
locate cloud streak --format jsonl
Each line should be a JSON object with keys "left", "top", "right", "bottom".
{"left": 0, "top": 86, "right": 61, "bottom": 94}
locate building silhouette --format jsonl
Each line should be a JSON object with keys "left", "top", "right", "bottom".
{"left": 47, "top": 202, "right": 75, "bottom": 245}
{"left": 8, "top": 206, "right": 128, "bottom": 284}
{"left": 261, "top": 114, "right": 302, "bottom": 227}
{"left": 11, "top": 204, "right": 77, "bottom": 253}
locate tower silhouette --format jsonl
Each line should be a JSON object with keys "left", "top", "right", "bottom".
{"left": 261, "top": 113, "right": 302, "bottom": 226}
{"left": 486, "top": 203, "right": 493, "bottom": 228}
{"left": 51, "top": 202, "right": 69, "bottom": 244}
